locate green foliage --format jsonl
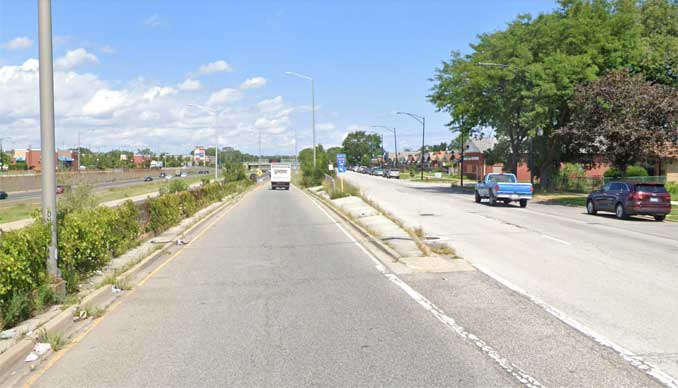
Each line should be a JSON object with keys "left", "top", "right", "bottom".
{"left": 666, "top": 182, "right": 678, "bottom": 196}
{"left": 147, "top": 193, "right": 182, "bottom": 234}
{"left": 429, "top": 0, "right": 678, "bottom": 181}
{"left": 222, "top": 160, "right": 247, "bottom": 182}
{"left": 298, "top": 145, "right": 330, "bottom": 187}
{"left": 58, "top": 184, "right": 96, "bottom": 218}
{"left": 342, "top": 132, "right": 383, "bottom": 167}
{"left": 0, "top": 223, "right": 51, "bottom": 309}
{"left": 161, "top": 179, "right": 189, "bottom": 194}
{"left": 562, "top": 70, "right": 678, "bottom": 173}
{"left": 604, "top": 165, "right": 649, "bottom": 178}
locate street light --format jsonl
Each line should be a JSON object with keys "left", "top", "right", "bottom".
{"left": 371, "top": 125, "right": 398, "bottom": 168}
{"left": 396, "top": 112, "right": 425, "bottom": 180}
{"left": 185, "top": 104, "right": 219, "bottom": 181}
{"left": 285, "top": 71, "right": 316, "bottom": 167}
{"left": 38, "top": 0, "right": 59, "bottom": 278}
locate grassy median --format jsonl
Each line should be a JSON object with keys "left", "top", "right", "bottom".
{"left": 0, "top": 176, "right": 205, "bottom": 225}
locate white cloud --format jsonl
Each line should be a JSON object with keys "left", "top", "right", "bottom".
{"left": 240, "top": 76, "right": 268, "bottom": 90}
{"left": 55, "top": 48, "right": 99, "bottom": 70}
{"left": 144, "top": 14, "right": 163, "bottom": 27}
{"left": 317, "top": 122, "right": 336, "bottom": 131}
{"left": 1, "top": 37, "right": 33, "bottom": 50}
{"left": 143, "top": 86, "right": 177, "bottom": 101}
{"left": 0, "top": 56, "right": 307, "bottom": 155}
{"left": 178, "top": 78, "right": 201, "bottom": 91}
{"left": 256, "top": 96, "right": 284, "bottom": 113}
{"left": 82, "top": 89, "right": 129, "bottom": 116}
{"left": 206, "top": 88, "right": 241, "bottom": 106}
{"left": 196, "top": 60, "right": 232, "bottom": 76}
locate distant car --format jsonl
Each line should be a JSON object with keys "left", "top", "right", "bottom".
{"left": 372, "top": 168, "right": 384, "bottom": 176}
{"left": 165, "top": 175, "right": 173, "bottom": 180}
{"left": 586, "top": 182, "right": 672, "bottom": 221}
{"left": 144, "top": 176, "right": 153, "bottom": 182}
{"left": 180, "top": 172, "right": 188, "bottom": 177}
{"left": 387, "top": 170, "right": 400, "bottom": 179}
{"left": 159, "top": 172, "right": 167, "bottom": 178}
{"left": 0, "top": 191, "right": 7, "bottom": 200}
{"left": 475, "top": 173, "right": 533, "bottom": 207}
{"left": 56, "top": 185, "right": 65, "bottom": 194}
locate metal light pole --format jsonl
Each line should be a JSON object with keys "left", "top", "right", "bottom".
{"left": 371, "top": 126, "right": 398, "bottom": 168}
{"left": 285, "top": 71, "right": 316, "bottom": 167}
{"left": 38, "top": 0, "right": 59, "bottom": 277}
{"left": 397, "top": 112, "right": 425, "bottom": 180}
{"left": 185, "top": 104, "right": 219, "bottom": 181}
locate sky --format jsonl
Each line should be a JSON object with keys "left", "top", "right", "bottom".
{"left": 0, "top": 0, "right": 559, "bottom": 156}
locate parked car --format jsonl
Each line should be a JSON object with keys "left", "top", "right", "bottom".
{"left": 144, "top": 176, "right": 154, "bottom": 182}
{"left": 180, "top": 172, "right": 188, "bottom": 177}
{"left": 159, "top": 172, "right": 167, "bottom": 178}
{"left": 0, "top": 191, "right": 7, "bottom": 200}
{"left": 372, "top": 168, "right": 384, "bottom": 177}
{"left": 586, "top": 182, "right": 671, "bottom": 221}
{"left": 56, "top": 185, "right": 65, "bottom": 194}
{"left": 475, "top": 173, "right": 533, "bottom": 207}
{"left": 387, "top": 169, "right": 400, "bottom": 179}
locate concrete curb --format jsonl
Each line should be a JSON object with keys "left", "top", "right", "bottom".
{"left": 0, "top": 182, "right": 259, "bottom": 383}
{"left": 305, "top": 188, "right": 402, "bottom": 261}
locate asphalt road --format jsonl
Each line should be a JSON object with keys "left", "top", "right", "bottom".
{"left": 345, "top": 171, "right": 678, "bottom": 380}
{"left": 28, "top": 186, "right": 518, "bottom": 387}
{"left": 25, "top": 184, "right": 666, "bottom": 387}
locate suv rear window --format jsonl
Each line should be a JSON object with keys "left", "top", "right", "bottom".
{"left": 635, "top": 184, "right": 667, "bottom": 193}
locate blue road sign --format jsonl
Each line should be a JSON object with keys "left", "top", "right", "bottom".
{"left": 336, "top": 153, "right": 346, "bottom": 173}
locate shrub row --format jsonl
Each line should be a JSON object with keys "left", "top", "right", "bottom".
{"left": 0, "top": 179, "right": 252, "bottom": 329}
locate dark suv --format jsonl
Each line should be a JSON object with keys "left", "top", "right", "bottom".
{"left": 586, "top": 182, "right": 672, "bottom": 221}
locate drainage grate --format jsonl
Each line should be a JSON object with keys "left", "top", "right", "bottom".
{"left": 424, "top": 236, "right": 440, "bottom": 240}
{"left": 420, "top": 213, "right": 435, "bottom": 217}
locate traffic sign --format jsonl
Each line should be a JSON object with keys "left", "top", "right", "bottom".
{"left": 336, "top": 153, "right": 346, "bottom": 173}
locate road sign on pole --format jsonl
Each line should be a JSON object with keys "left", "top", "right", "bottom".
{"left": 336, "top": 153, "right": 346, "bottom": 174}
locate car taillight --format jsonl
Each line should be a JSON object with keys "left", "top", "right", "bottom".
{"left": 495, "top": 185, "right": 500, "bottom": 192}
{"left": 530, "top": 186, "right": 534, "bottom": 193}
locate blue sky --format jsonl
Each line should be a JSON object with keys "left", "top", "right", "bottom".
{"left": 0, "top": 0, "right": 558, "bottom": 155}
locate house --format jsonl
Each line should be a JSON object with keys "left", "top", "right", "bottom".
{"left": 658, "top": 145, "right": 678, "bottom": 183}
{"left": 456, "top": 137, "right": 500, "bottom": 180}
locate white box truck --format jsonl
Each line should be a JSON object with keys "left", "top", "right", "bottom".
{"left": 270, "top": 163, "right": 291, "bottom": 190}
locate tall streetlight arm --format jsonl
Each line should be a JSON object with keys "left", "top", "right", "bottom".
{"left": 397, "top": 111, "right": 425, "bottom": 180}
{"left": 285, "top": 71, "right": 316, "bottom": 167}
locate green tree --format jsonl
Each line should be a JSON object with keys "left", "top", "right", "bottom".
{"left": 341, "top": 131, "right": 383, "bottom": 166}
{"left": 560, "top": 70, "right": 678, "bottom": 174}
{"left": 326, "top": 146, "right": 344, "bottom": 166}
{"left": 429, "top": 0, "right": 677, "bottom": 187}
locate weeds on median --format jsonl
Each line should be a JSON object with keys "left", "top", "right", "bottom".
{"left": 37, "top": 330, "right": 66, "bottom": 351}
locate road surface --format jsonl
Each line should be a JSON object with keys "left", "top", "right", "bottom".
{"left": 25, "top": 184, "right": 663, "bottom": 387}
{"left": 345, "top": 171, "right": 678, "bottom": 380}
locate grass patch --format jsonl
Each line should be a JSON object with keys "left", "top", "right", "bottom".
{"left": 94, "top": 176, "right": 203, "bottom": 203}
{"left": 322, "top": 178, "right": 360, "bottom": 199}
{"left": 429, "top": 243, "right": 455, "bottom": 256}
{"left": 37, "top": 330, "right": 66, "bottom": 351}
{"left": 667, "top": 209, "right": 678, "bottom": 222}
{"left": 540, "top": 195, "right": 587, "bottom": 207}
{"left": 0, "top": 202, "right": 39, "bottom": 224}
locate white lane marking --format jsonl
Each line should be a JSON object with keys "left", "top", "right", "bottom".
{"left": 540, "top": 234, "right": 572, "bottom": 246}
{"left": 385, "top": 274, "right": 544, "bottom": 388}
{"left": 471, "top": 262, "right": 678, "bottom": 388}
{"left": 300, "top": 188, "right": 544, "bottom": 388}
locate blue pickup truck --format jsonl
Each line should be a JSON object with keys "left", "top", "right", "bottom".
{"left": 475, "top": 173, "right": 533, "bottom": 207}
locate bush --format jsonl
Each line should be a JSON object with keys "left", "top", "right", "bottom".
{"left": 604, "top": 165, "right": 648, "bottom": 178}
{"left": 0, "top": 223, "right": 51, "bottom": 308}
{"left": 162, "top": 179, "right": 189, "bottom": 194}
{"left": 666, "top": 182, "right": 678, "bottom": 196}
{"left": 147, "top": 193, "right": 182, "bottom": 234}
{"left": 58, "top": 184, "right": 96, "bottom": 218}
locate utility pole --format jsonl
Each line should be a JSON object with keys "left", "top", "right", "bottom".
{"left": 38, "top": 0, "right": 59, "bottom": 278}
